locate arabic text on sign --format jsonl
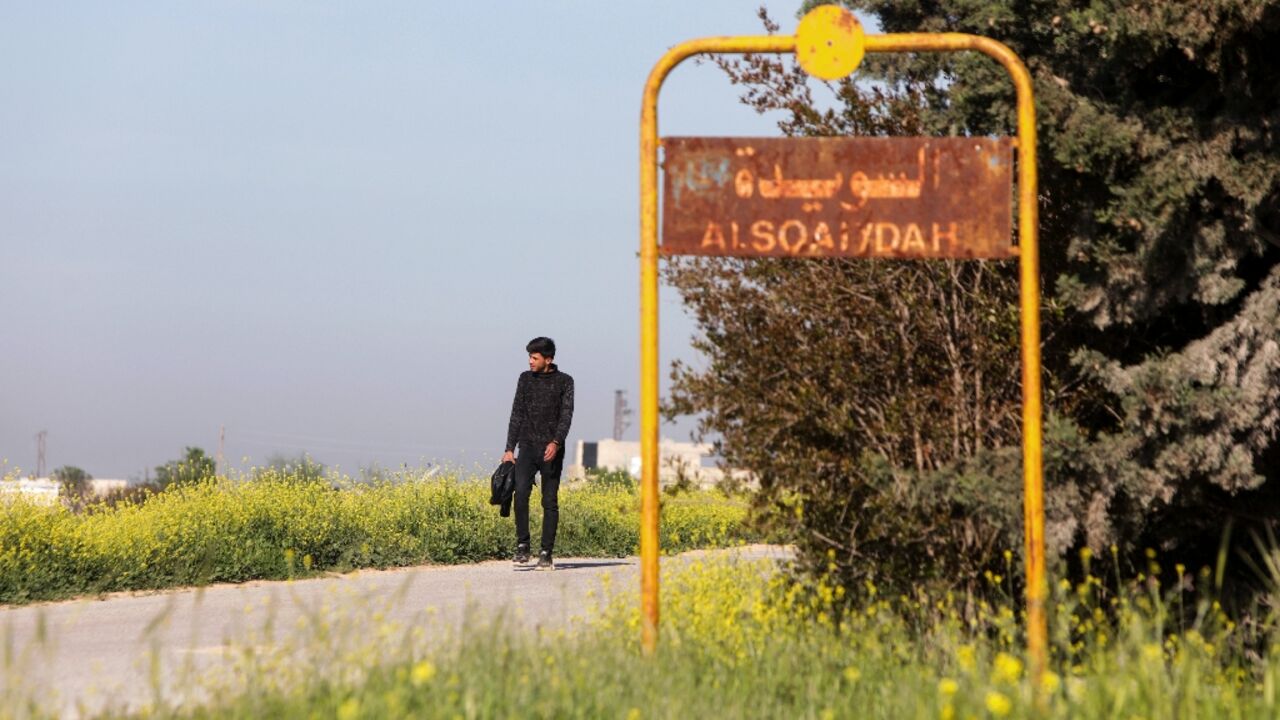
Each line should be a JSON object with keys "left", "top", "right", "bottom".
{"left": 661, "top": 137, "right": 1016, "bottom": 260}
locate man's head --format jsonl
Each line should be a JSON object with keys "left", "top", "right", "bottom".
{"left": 526, "top": 336, "right": 556, "bottom": 372}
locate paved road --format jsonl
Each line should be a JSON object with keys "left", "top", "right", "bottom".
{"left": 1, "top": 545, "right": 789, "bottom": 717}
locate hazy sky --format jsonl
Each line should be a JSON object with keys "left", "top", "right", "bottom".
{"left": 1, "top": 1, "right": 820, "bottom": 480}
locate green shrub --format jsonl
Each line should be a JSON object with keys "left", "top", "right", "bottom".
{"left": 0, "top": 469, "right": 754, "bottom": 605}
{"left": 583, "top": 467, "right": 637, "bottom": 491}
{"left": 665, "top": 0, "right": 1280, "bottom": 608}
{"left": 86, "top": 554, "right": 1280, "bottom": 719}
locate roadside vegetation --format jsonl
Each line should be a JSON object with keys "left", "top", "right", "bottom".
{"left": 665, "top": 0, "right": 1280, "bottom": 612}
{"left": 3, "top": 0, "right": 1276, "bottom": 715}
{"left": 0, "top": 468, "right": 753, "bottom": 605}
{"left": 12, "top": 552, "right": 1269, "bottom": 719}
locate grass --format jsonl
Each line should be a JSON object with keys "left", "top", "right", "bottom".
{"left": 29, "top": 548, "right": 1268, "bottom": 719}
{"left": 6, "top": 468, "right": 1278, "bottom": 718}
{"left": 0, "top": 468, "right": 754, "bottom": 605}
{"left": 3, "top": 542, "right": 1279, "bottom": 718}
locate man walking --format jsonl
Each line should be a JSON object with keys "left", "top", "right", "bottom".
{"left": 502, "top": 337, "right": 574, "bottom": 570}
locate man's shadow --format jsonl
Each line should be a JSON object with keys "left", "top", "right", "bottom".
{"left": 514, "top": 560, "right": 634, "bottom": 572}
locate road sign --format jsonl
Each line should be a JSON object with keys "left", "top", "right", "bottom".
{"left": 640, "top": 4, "right": 1046, "bottom": 687}
{"left": 662, "top": 137, "right": 1015, "bottom": 259}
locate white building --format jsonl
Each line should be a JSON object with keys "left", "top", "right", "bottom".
{"left": 0, "top": 477, "right": 129, "bottom": 505}
{"left": 0, "top": 478, "right": 60, "bottom": 505}
{"left": 568, "top": 438, "right": 752, "bottom": 489}
{"left": 90, "top": 479, "right": 128, "bottom": 495}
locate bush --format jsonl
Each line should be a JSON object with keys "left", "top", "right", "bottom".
{"left": 662, "top": 1, "right": 1280, "bottom": 608}
{"left": 583, "top": 467, "right": 637, "bottom": 491}
{"left": 91, "top": 482, "right": 159, "bottom": 511}
{"left": 52, "top": 465, "right": 92, "bottom": 499}
{"left": 96, "top": 553, "right": 1280, "bottom": 719}
{"left": 0, "top": 469, "right": 755, "bottom": 604}
{"left": 154, "top": 447, "right": 216, "bottom": 490}
{"left": 258, "top": 453, "right": 327, "bottom": 485}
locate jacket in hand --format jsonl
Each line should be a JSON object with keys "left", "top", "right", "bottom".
{"left": 489, "top": 460, "right": 516, "bottom": 517}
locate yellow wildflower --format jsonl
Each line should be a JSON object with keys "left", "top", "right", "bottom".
{"left": 957, "top": 644, "right": 977, "bottom": 672}
{"left": 411, "top": 661, "right": 437, "bottom": 686}
{"left": 938, "top": 678, "right": 959, "bottom": 696}
{"left": 991, "top": 652, "right": 1023, "bottom": 684}
{"left": 337, "top": 697, "right": 361, "bottom": 720}
{"left": 984, "top": 690, "right": 1012, "bottom": 717}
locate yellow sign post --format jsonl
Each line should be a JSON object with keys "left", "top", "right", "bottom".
{"left": 639, "top": 5, "right": 1047, "bottom": 680}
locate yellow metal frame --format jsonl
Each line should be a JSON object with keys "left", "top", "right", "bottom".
{"left": 639, "top": 21, "right": 1045, "bottom": 678}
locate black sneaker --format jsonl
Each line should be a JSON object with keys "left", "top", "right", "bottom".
{"left": 514, "top": 544, "right": 531, "bottom": 565}
{"left": 536, "top": 550, "right": 554, "bottom": 571}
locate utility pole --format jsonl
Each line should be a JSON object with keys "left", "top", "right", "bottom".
{"left": 613, "top": 390, "right": 632, "bottom": 441}
{"left": 35, "top": 430, "right": 47, "bottom": 478}
{"left": 217, "top": 425, "right": 225, "bottom": 476}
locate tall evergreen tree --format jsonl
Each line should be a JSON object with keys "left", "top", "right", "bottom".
{"left": 846, "top": 0, "right": 1280, "bottom": 559}
{"left": 666, "top": 1, "right": 1280, "bottom": 592}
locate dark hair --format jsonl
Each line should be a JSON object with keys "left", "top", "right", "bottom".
{"left": 526, "top": 336, "right": 556, "bottom": 358}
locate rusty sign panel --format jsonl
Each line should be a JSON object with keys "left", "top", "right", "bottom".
{"left": 661, "top": 136, "right": 1015, "bottom": 259}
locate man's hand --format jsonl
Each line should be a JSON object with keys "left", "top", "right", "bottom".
{"left": 543, "top": 441, "right": 559, "bottom": 462}
{"left": 501, "top": 450, "right": 515, "bottom": 464}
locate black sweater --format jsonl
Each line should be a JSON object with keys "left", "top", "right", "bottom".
{"left": 505, "top": 365, "right": 574, "bottom": 452}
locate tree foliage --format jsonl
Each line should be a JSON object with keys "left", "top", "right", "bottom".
{"left": 665, "top": 2, "right": 1280, "bottom": 594}
{"left": 52, "top": 465, "right": 92, "bottom": 498}
{"left": 261, "top": 452, "right": 328, "bottom": 485}
{"left": 155, "top": 447, "right": 216, "bottom": 490}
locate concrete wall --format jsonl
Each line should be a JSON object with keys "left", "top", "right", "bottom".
{"left": 90, "top": 479, "right": 128, "bottom": 495}
{"left": 567, "top": 438, "right": 752, "bottom": 489}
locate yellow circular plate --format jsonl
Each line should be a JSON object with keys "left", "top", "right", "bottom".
{"left": 795, "top": 5, "right": 865, "bottom": 80}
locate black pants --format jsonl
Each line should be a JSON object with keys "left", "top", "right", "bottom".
{"left": 513, "top": 443, "right": 564, "bottom": 553}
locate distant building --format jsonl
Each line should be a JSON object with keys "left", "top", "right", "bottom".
{"left": 568, "top": 438, "right": 753, "bottom": 489}
{"left": 0, "top": 477, "right": 129, "bottom": 505}
{"left": 90, "top": 479, "right": 128, "bottom": 495}
{"left": 0, "top": 478, "right": 60, "bottom": 505}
